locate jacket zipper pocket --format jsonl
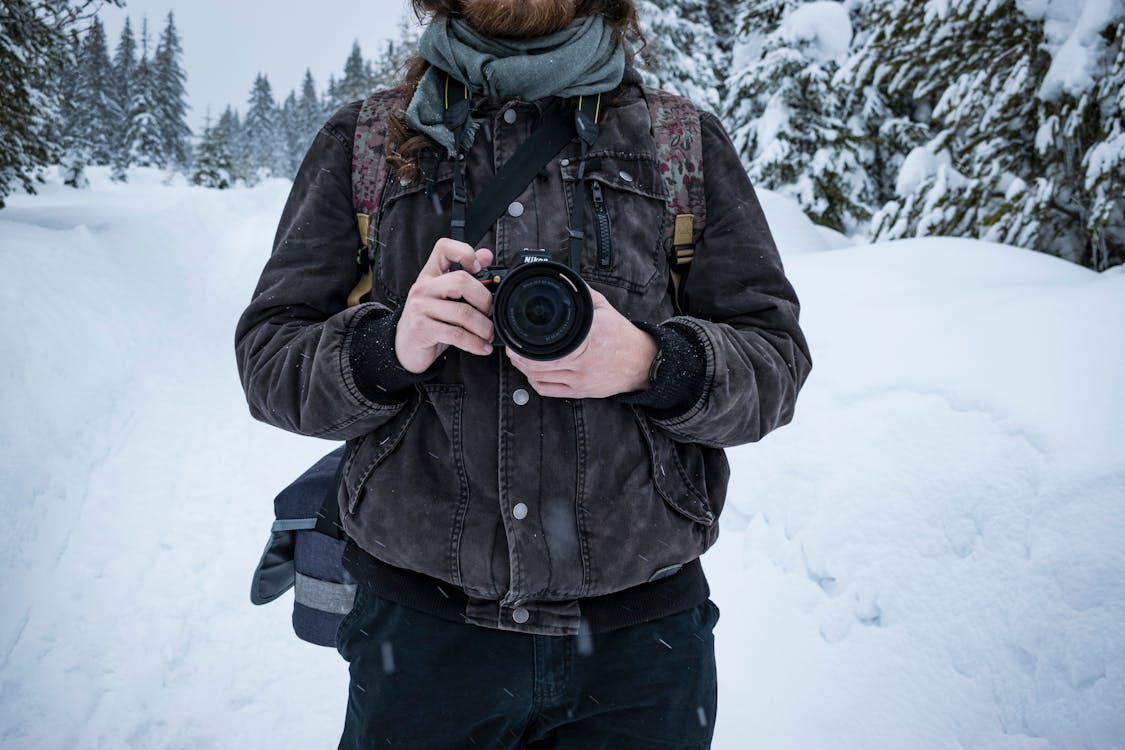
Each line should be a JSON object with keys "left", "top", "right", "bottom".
{"left": 591, "top": 182, "right": 612, "bottom": 270}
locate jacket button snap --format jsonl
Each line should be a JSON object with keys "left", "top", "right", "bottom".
{"left": 507, "top": 201, "right": 525, "bottom": 218}
{"left": 513, "top": 502, "right": 529, "bottom": 520}
{"left": 512, "top": 607, "right": 530, "bottom": 624}
{"left": 503, "top": 109, "right": 518, "bottom": 124}
{"left": 513, "top": 388, "right": 530, "bottom": 405}
{"left": 619, "top": 170, "right": 635, "bottom": 183}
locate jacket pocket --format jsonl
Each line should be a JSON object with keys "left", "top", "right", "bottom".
{"left": 343, "top": 397, "right": 424, "bottom": 514}
{"left": 562, "top": 153, "right": 667, "bottom": 294}
{"left": 633, "top": 408, "right": 720, "bottom": 526}
{"left": 342, "top": 384, "right": 470, "bottom": 586}
{"left": 371, "top": 156, "right": 457, "bottom": 306}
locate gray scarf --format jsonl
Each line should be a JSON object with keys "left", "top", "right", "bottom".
{"left": 406, "top": 16, "right": 626, "bottom": 156}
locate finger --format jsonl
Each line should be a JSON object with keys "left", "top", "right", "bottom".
{"left": 505, "top": 348, "right": 575, "bottom": 374}
{"left": 527, "top": 380, "right": 579, "bottom": 399}
{"left": 424, "top": 319, "right": 494, "bottom": 356}
{"left": 419, "top": 271, "right": 494, "bottom": 316}
{"left": 474, "top": 248, "right": 494, "bottom": 269}
{"left": 417, "top": 298, "right": 495, "bottom": 343}
{"left": 420, "top": 238, "right": 484, "bottom": 278}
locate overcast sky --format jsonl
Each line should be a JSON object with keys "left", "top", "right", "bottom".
{"left": 98, "top": 0, "right": 413, "bottom": 131}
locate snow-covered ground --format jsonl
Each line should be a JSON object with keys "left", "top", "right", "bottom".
{"left": 1, "top": 169, "right": 1123, "bottom": 749}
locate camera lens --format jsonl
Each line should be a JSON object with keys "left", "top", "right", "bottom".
{"left": 493, "top": 261, "right": 592, "bottom": 360}
{"left": 507, "top": 278, "right": 572, "bottom": 341}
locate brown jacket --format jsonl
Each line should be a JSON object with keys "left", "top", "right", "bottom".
{"left": 235, "top": 78, "right": 812, "bottom": 635}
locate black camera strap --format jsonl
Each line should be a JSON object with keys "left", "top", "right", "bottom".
{"left": 443, "top": 75, "right": 603, "bottom": 255}
{"left": 568, "top": 95, "right": 601, "bottom": 272}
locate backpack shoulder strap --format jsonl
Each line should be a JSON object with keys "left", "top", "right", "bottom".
{"left": 347, "top": 88, "right": 407, "bottom": 307}
{"left": 642, "top": 87, "right": 706, "bottom": 315}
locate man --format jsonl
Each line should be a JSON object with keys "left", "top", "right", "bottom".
{"left": 236, "top": 0, "right": 811, "bottom": 746}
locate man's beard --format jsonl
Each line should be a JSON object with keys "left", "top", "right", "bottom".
{"left": 461, "top": 0, "right": 578, "bottom": 39}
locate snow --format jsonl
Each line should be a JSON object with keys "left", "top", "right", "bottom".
{"left": 778, "top": 1, "right": 853, "bottom": 66}
{"left": 2, "top": 171, "right": 1124, "bottom": 749}
{"left": 755, "top": 188, "right": 834, "bottom": 254}
{"left": 1015, "top": 0, "right": 1125, "bottom": 99}
{"left": 896, "top": 145, "right": 966, "bottom": 198}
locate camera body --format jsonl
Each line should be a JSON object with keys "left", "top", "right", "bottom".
{"left": 469, "top": 250, "right": 593, "bottom": 361}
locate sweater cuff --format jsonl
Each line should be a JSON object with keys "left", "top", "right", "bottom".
{"left": 618, "top": 320, "right": 707, "bottom": 420}
{"left": 347, "top": 307, "right": 443, "bottom": 404}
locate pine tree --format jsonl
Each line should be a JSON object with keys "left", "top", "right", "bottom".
{"left": 1083, "top": 22, "right": 1125, "bottom": 270}
{"left": 636, "top": 0, "right": 725, "bottom": 112}
{"left": 83, "top": 16, "right": 118, "bottom": 165}
{"left": 191, "top": 112, "right": 234, "bottom": 189}
{"left": 243, "top": 73, "right": 285, "bottom": 183}
{"left": 1, "top": 0, "right": 122, "bottom": 207}
{"left": 152, "top": 12, "right": 191, "bottom": 171}
{"left": 217, "top": 105, "right": 247, "bottom": 184}
{"left": 123, "top": 17, "right": 164, "bottom": 170}
{"left": 705, "top": 0, "right": 738, "bottom": 104}
{"left": 723, "top": 0, "right": 873, "bottom": 232}
{"left": 109, "top": 16, "right": 136, "bottom": 180}
{"left": 328, "top": 41, "right": 375, "bottom": 109}
{"left": 57, "top": 15, "right": 118, "bottom": 187}
{"left": 296, "top": 68, "right": 324, "bottom": 143}
{"left": 849, "top": 0, "right": 1124, "bottom": 269}
{"left": 370, "top": 18, "right": 420, "bottom": 90}
{"left": 58, "top": 29, "right": 90, "bottom": 187}
{"left": 280, "top": 90, "right": 302, "bottom": 178}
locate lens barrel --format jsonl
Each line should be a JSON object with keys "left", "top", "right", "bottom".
{"left": 492, "top": 260, "right": 592, "bottom": 360}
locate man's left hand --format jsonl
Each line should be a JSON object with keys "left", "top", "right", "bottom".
{"left": 506, "top": 287, "right": 658, "bottom": 399}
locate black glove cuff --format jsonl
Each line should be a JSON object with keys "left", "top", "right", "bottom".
{"left": 618, "top": 320, "right": 707, "bottom": 420}
{"left": 348, "top": 307, "right": 443, "bottom": 405}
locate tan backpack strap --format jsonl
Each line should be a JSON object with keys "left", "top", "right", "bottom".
{"left": 670, "top": 213, "right": 696, "bottom": 309}
{"left": 347, "top": 214, "right": 374, "bottom": 307}
{"left": 643, "top": 87, "right": 705, "bottom": 316}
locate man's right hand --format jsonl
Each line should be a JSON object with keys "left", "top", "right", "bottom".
{"left": 394, "top": 239, "right": 495, "bottom": 374}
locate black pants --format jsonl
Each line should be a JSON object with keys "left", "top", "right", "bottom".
{"left": 336, "top": 588, "right": 719, "bottom": 749}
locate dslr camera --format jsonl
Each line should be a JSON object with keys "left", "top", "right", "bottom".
{"left": 462, "top": 251, "right": 593, "bottom": 361}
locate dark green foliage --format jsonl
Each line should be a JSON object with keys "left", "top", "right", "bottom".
{"left": 0, "top": 0, "right": 122, "bottom": 207}
{"left": 844, "top": 0, "right": 1124, "bottom": 269}
{"left": 153, "top": 12, "right": 191, "bottom": 170}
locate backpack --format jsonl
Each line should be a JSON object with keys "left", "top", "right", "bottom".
{"left": 249, "top": 85, "right": 706, "bottom": 647}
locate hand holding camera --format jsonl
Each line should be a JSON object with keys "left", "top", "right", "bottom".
{"left": 506, "top": 286, "right": 658, "bottom": 400}
{"left": 394, "top": 238, "right": 496, "bottom": 374}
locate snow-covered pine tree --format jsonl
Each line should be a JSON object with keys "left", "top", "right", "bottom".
{"left": 328, "top": 41, "right": 375, "bottom": 109}
{"left": 1, "top": 0, "right": 121, "bottom": 206}
{"left": 635, "top": 0, "right": 725, "bottom": 112}
{"left": 58, "top": 30, "right": 90, "bottom": 187}
{"left": 851, "top": 0, "right": 1124, "bottom": 269}
{"left": 370, "top": 17, "right": 421, "bottom": 90}
{"left": 109, "top": 15, "right": 136, "bottom": 180}
{"left": 705, "top": 0, "right": 738, "bottom": 104}
{"left": 217, "top": 105, "right": 247, "bottom": 184}
{"left": 82, "top": 17, "right": 118, "bottom": 166}
{"left": 242, "top": 73, "right": 286, "bottom": 183}
{"left": 723, "top": 0, "right": 873, "bottom": 233}
{"left": 191, "top": 112, "right": 234, "bottom": 189}
{"left": 58, "top": 16, "right": 118, "bottom": 187}
{"left": 152, "top": 12, "right": 191, "bottom": 172}
{"left": 123, "top": 17, "right": 165, "bottom": 171}
{"left": 280, "top": 90, "right": 302, "bottom": 179}
{"left": 289, "top": 69, "right": 325, "bottom": 164}
{"left": 831, "top": 0, "right": 927, "bottom": 211}
{"left": 1083, "top": 21, "right": 1124, "bottom": 270}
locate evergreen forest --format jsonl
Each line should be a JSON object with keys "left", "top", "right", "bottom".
{"left": 2, "top": 0, "right": 1122, "bottom": 269}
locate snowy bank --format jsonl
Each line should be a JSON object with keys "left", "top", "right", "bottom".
{"left": 1, "top": 171, "right": 1123, "bottom": 749}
